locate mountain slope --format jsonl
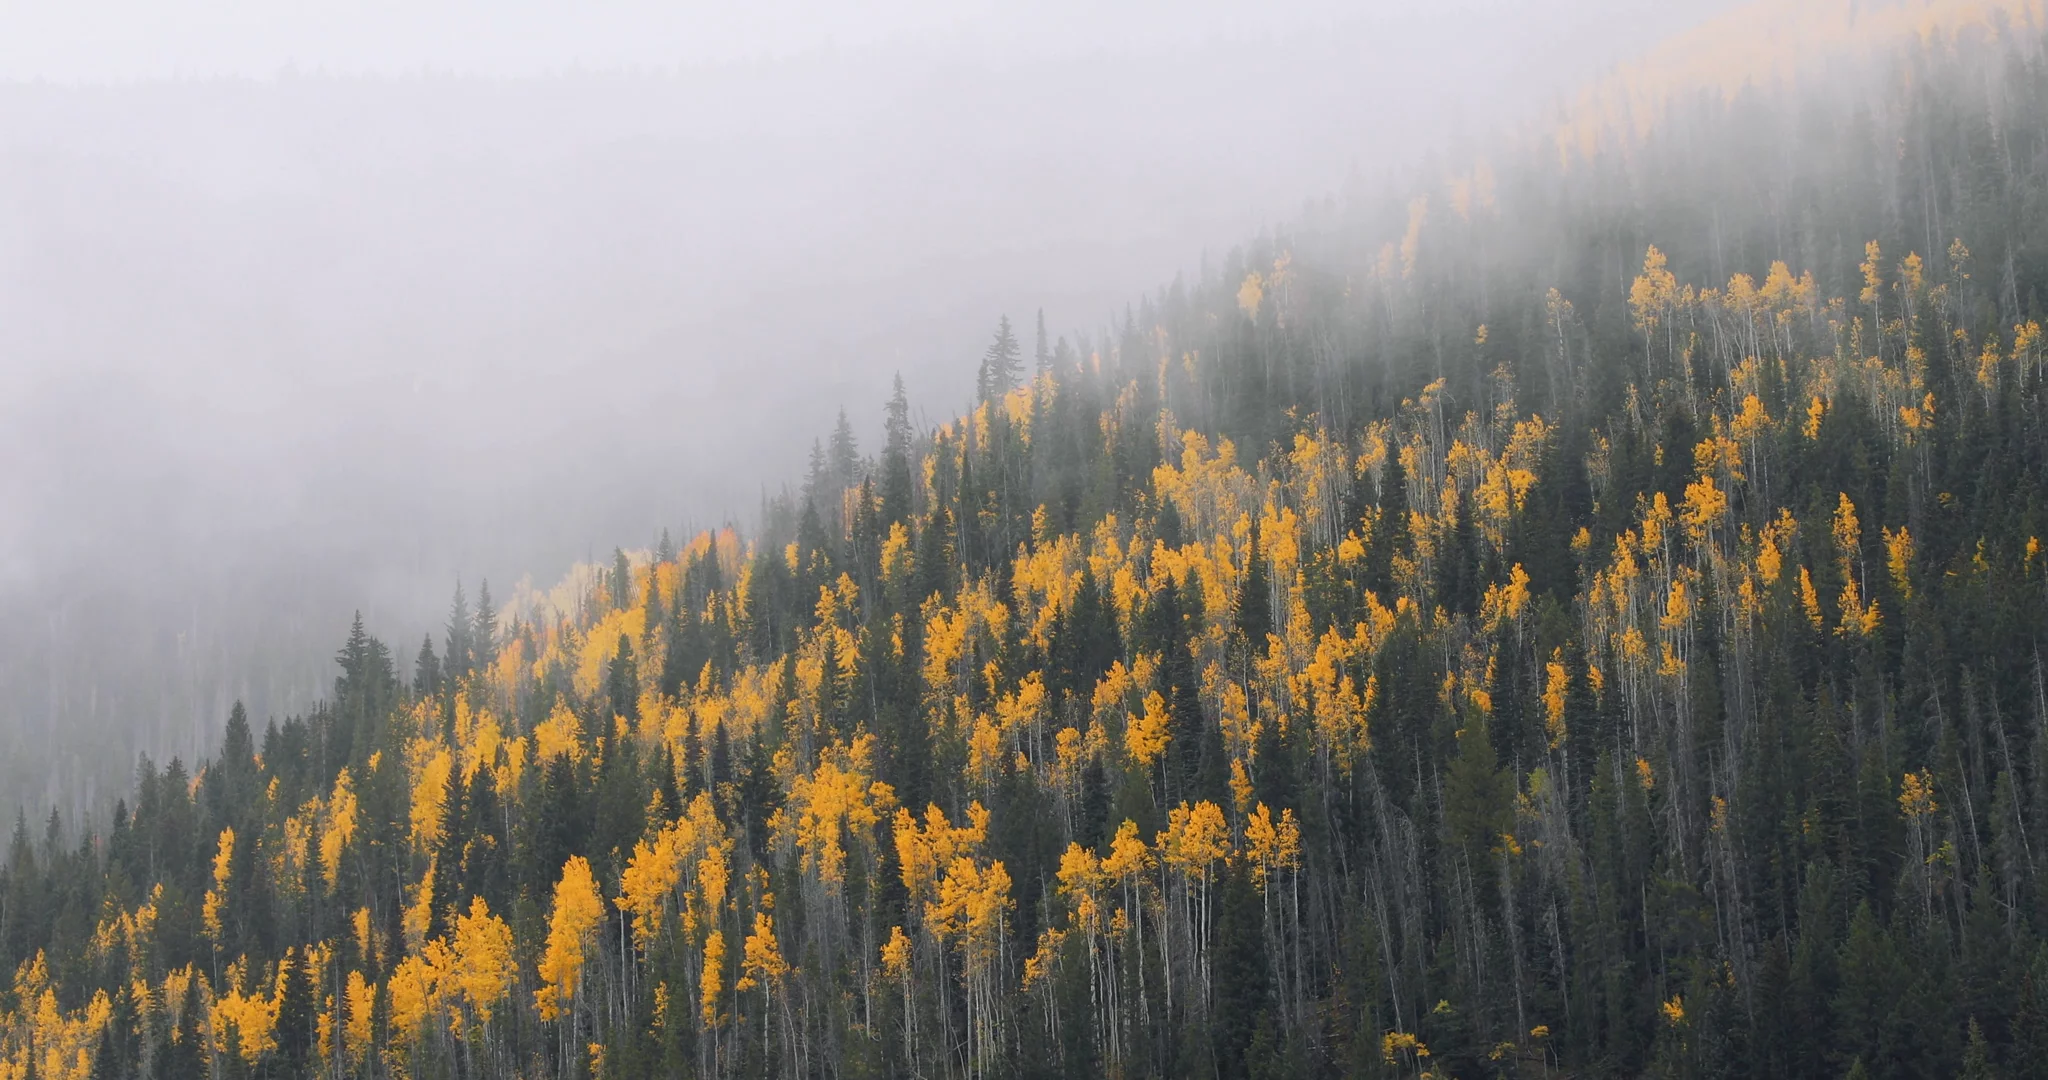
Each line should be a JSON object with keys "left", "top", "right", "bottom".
{"left": 5, "top": 11, "right": 2048, "bottom": 1080}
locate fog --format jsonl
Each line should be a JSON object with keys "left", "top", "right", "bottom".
{"left": 0, "top": 1, "right": 1729, "bottom": 815}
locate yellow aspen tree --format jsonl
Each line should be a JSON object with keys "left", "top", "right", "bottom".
{"left": 211, "top": 956, "right": 281, "bottom": 1062}
{"left": 1543, "top": 650, "right": 1570, "bottom": 749}
{"left": 343, "top": 970, "right": 375, "bottom": 1066}
{"left": 202, "top": 828, "right": 234, "bottom": 946}
{"left": 1629, "top": 245, "right": 1679, "bottom": 365}
{"left": 1124, "top": 690, "right": 1171, "bottom": 771}
{"left": 1884, "top": 526, "right": 1915, "bottom": 600}
{"left": 618, "top": 827, "right": 685, "bottom": 947}
{"left": 401, "top": 858, "right": 435, "bottom": 953}
{"left": 700, "top": 930, "right": 726, "bottom": 1028}
{"left": 881, "top": 923, "right": 916, "bottom": 1067}
{"left": 738, "top": 909, "right": 790, "bottom": 1064}
{"left": 533, "top": 696, "right": 587, "bottom": 763}
{"left": 409, "top": 744, "right": 453, "bottom": 856}
{"left": 353, "top": 907, "right": 375, "bottom": 966}
{"left": 320, "top": 769, "right": 357, "bottom": 893}
{"left": 925, "top": 856, "right": 1013, "bottom": 1078}
{"left": 1860, "top": 239, "right": 1885, "bottom": 333}
{"left": 1156, "top": 801, "right": 1229, "bottom": 1009}
{"left": 449, "top": 896, "right": 515, "bottom": 1028}
{"left": 534, "top": 856, "right": 605, "bottom": 1022}
{"left": 387, "top": 949, "right": 442, "bottom": 1045}
{"left": 1799, "top": 567, "right": 1825, "bottom": 631}
{"left": 1832, "top": 494, "right": 1881, "bottom": 636}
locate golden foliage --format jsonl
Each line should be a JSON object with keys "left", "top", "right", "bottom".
{"left": 534, "top": 696, "right": 586, "bottom": 763}
{"left": 700, "top": 930, "right": 727, "bottom": 1026}
{"left": 449, "top": 897, "right": 516, "bottom": 1027}
{"left": 202, "top": 828, "right": 234, "bottom": 944}
{"left": 343, "top": 970, "right": 375, "bottom": 1064}
{"left": 408, "top": 741, "right": 453, "bottom": 855}
{"left": 1124, "top": 691, "right": 1172, "bottom": 770}
{"left": 880, "top": 925, "right": 912, "bottom": 982}
{"left": 535, "top": 856, "right": 605, "bottom": 1022}
{"left": 737, "top": 910, "right": 788, "bottom": 994}
{"left": 1242, "top": 803, "right": 1302, "bottom": 891}
{"left": 1900, "top": 770, "right": 1939, "bottom": 818}
{"left": 320, "top": 769, "right": 357, "bottom": 892}
{"left": 211, "top": 957, "right": 281, "bottom": 1061}
{"left": 773, "top": 736, "right": 895, "bottom": 892}
{"left": 1542, "top": 650, "right": 1570, "bottom": 749}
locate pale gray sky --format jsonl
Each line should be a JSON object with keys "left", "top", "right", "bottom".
{"left": 0, "top": 0, "right": 1734, "bottom": 815}
{"left": 3, "top": 1, "right": 1697, "bottom": 81}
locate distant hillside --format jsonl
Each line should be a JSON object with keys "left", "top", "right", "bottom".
{"left": 1554, "top": 0, "right": 2046, "bottom": 158}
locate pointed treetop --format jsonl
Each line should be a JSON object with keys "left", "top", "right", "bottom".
{"left": 977, "top": 315, "right": 1022, "bottom": 404}
{"left": 1034, "top": 308, "right": 1050, "bottom": 377}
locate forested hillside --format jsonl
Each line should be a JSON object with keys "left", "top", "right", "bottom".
{"left": 7, "top": 7, "right": 2048, "bottom": 1079}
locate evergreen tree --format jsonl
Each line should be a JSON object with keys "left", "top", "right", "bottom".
{"left": 473, "top": 578, "right": 498, "bottom": 662}
{"left": 976, "top": 314, "right": 1023, "bottom": 404}
{"left": 1236, "top": 521, "right": 1272, "bottom": 648}
{"left": 1034, "top": 308, "right": 1051, "bottom": 378}
{"left": 830, "top": 407, "right": 861, "bottom": 492}
{"left": 444, "top": 581, "right": 474, "bottom": 680}
{"left": 413, "top": 633, "right": 440, "bottom": 699}
{"left": 608, "top": 633, "right": 640, "bottom": 723}
{"left": 882, "top": 373, "right": 916, "bottom": 529}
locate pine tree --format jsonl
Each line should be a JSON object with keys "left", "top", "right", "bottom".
{"left": 1959, "top": 1016, "right": 1995, "bottom": 1080}
{"left": 413, "top": 633, "right": 440, "bottom": 698}
{"left": 831, "top": 407, "right": 861, "bottom": 492}
{"left": 1034, "top": 308, "right": 1051, "bottom": 378}
{"left": 612, "top": 548, "right": 634, "bottom": 612}
{"left": 882, "top": 373, "right": 916, "bottom": 529}
{"left": 977, "top": 315, "right": 1023, "bottom": 404}
{"left": 1236, "top": 521, "right": 1272, "bottom": 648}
{"left": 474, "top": 578, "right": 498, "bottom": 663}
{"left": 445, "top": 581, "right": 474, "bottom": 680}
{"left": 609, "top": 634, "right": 640, "bottom": 723}
{"left": 274, "top": 947, "right": 315, "bottom": 1076}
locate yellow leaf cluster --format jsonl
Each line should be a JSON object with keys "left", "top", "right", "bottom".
{"left": 737, "top": 910, "right": 788, "bottom": 994}
{"left": 211, "top": 958, "right": 280, "bottom": 1062}
{"left": 343, "top": 970, "right": 375, "bottom": 1064}
{"left": 574, "top": 605, "right": 646, "bottom": 699}
{"left": 535, "top": 856, "right": 605, "bottom": 1022}
{"left": 1157, "top": 801, "right": 1230, "bottom": 877}
{"left": 619, "top": 794, "right": 731, "bottom": 945}
{"left": 1900, "top": 770, "right": 1938, "bottom": 818}
{"left": 1124, "top": 691, "right": 1172, "bottom": 770}
{"left": 534, "top": 696, "right": 586, "bottom": 763}
{"left": 408, "top": 741, "right": 453, "bottom": 855}
{"left": 893, "top": 802, "right": 988, "bottom": 908}
{"left": 203, "top": 828, "right": 234, "bottom": 943}
{"left": 925, "top": 856, "right": 1014, "bottom": 971}
{"left": 700, "top": 931, "right": 727, "bottom": 1026}
{"left": 320, "top": 769, "right": 357, "bottom": 892}
{"left": 1242, "top": 803, "right": 1302, "bottom": 890}
{"left": 775, "top": 739, "right": 894, "bottom": 892}
{"left": 1542, "top": 651, "right": 1570, "bottom": 749}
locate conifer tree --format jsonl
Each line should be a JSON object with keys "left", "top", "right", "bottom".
{"left": 977, "top": 315, "right": 1022, "bottom": 404}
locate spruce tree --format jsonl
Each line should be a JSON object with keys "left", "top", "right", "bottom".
{"left": 444, "top": 581, "right": 473, "bottom": 680}
{"left": 473, "top": 578, "right": 498, "bottom": 662}
{"left": 977, "top": 315, "right": 1022, "bottom": 404}
{"left": 882, "top": 373, "right": 916, "bottom": 528}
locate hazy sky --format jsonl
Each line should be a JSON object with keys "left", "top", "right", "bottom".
{"left": 4, "top": 1, "right": 1699, "bottom": 80}
{"left": 0, "top": 0, "right": 1733, "bottom": 813}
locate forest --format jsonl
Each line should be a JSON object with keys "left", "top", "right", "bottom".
{"left": 6, "top": 7, "right": 2048, "bottom": 1079}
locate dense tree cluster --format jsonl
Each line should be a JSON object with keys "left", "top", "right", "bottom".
{"left": 7, "top": 13, "right": 2048, "bottom": 1080}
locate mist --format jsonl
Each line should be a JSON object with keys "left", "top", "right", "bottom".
{"left": 0, "top": 1, "right": 1726, "bottom": 815}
